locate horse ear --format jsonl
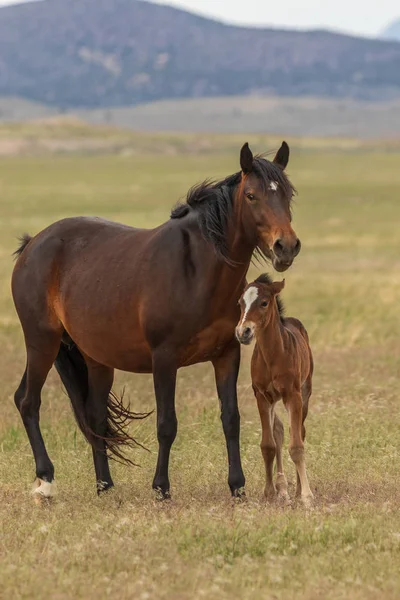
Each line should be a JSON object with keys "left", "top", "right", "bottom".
{"left": 240, "top": 142, "right": 253, "bottom": 174}
{"left": 271, "top": 280, "right": 285, "bottom": 295}
{"left": 273, "top": 141, "right": 290, "bottom": 170}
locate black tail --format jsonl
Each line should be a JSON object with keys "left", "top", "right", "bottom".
{"left": 54, "top": 339, "right": 151, "bottom": 465}
{"left": 13, "top": 234, "right": 32, "bottom": 259}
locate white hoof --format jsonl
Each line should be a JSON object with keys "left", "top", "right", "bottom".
{"left": 32, "top": 478, "right": 56, "bottom": 500}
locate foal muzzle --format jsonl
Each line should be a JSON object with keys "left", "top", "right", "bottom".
{"left": 235, "top": 324, "right": 255, "bottom": 345}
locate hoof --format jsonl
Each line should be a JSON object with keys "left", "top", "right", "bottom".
{"left": 97, "top": 480, "right": 114, "bottom": 495}
{"left": 276, "top": 491, "right": 291, "bottom": 506}
{"left": 232, "top": 487, "right": 247, "bottom": 503}
{"left": 154, "top": 487, "right": 171, "bottom": 502}
{"left": 301, "top": 494, "right": 315, "bottom": 509}
{"left": 32, "top": 478, "right": 55, "bottom": 505}
{"left": 263, "top": 485, "right": 277, "bottom": 503}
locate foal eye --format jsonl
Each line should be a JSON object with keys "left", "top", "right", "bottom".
{"left": 261, "top": 301, "right": 268, "bottom": 307}
{"left": 246, "top": 193, "right": 255, "bottom": 201}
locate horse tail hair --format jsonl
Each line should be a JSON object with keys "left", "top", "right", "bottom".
{"left": 54, "top": 338, "right": 152, "bottom": 465}
{"left": 13, "top": 234, "right": 32, "bottom": 259}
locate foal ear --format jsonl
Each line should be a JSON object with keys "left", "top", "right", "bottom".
{"left": 271, "top": 279, "right": 285, "bottom": 295}
{"left": 273, "top": 141, "right": 290, "bottom": 170}
{"left": 240, "top": 142, "right": 254, "bottom": 174}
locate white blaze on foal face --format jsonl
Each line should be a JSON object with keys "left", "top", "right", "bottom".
{"left": 239, "top": 285, "right": 259, "bottom": 329}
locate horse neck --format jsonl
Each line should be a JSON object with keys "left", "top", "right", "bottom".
{"left": 215, "top": 188, "right": 256, "bottom": 291}
{"left": 257, "top": 302, "right": 286, "bottom": 365}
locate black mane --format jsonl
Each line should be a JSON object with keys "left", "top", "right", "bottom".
{"left": 171, "top": 155, "right": 295, "bottom": 262}
{"left": 254, "top": 273, "right": 285, "bottom": 317}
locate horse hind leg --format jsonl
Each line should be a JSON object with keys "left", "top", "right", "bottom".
{"left": 84, "top": 357, "right": 114, "bottom": 494}
{"left": 14, "top": 329, "right": 62, "bottom": 502}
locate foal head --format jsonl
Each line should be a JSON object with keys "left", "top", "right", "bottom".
{"left": 236, "top": 275, "right": 285, "bottom": 345}
{"left": 238, "top": 142, "right": 300, "bottom": 272}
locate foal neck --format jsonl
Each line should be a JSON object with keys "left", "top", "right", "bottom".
{"left": 258, "top": 300, "right": 285, "bottom": 362}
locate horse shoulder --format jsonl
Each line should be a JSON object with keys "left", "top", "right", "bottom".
{"left": 251, "top": 343, "right": 272, "bottom": 393}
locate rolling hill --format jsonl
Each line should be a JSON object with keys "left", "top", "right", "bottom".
{"left": 77, "top": 95, "right": 400, "bottom": 138}
{"left": 0, "top": 0, "right": 400, "bottom": 109}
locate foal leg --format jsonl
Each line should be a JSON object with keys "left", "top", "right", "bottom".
{"left": 213, "top": 341, "right": 245, "bottom": 498}
{"left": 14, "top": 332, "right": 61, "bottom": 500}
{"left": 273, "top": 413, "right": 289, "bottom": 503}
{"left": 152, "top": 349, "right": 178, "bottom": 500}
{"left": 255, "top": 390, "right": 277, "bottom": 500}
{"left": 284, "top": 389, "right": 313, "bottom": 507}
{"left": 84, "top": 357, "right": 115, "bottom": 494}
{"left": 295, "top": 376, "right": 312, "bottom": 498}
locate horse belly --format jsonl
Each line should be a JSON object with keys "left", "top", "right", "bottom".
{"left": 58, "top": 301, "right": 153, "bottom": 373}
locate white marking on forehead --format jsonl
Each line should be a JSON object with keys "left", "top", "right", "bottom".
{"left": 269, "top": 181, "right": 278, "bottom": 191}
{"left": 239, "top": 286, "right": 259, "bottom": 326}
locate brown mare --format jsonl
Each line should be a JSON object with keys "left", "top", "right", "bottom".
{"left": 236, "top": 275, "right": 314, "bottom": 506}
{"left": 12, "top": 142, "right": 300, "bottom": 500}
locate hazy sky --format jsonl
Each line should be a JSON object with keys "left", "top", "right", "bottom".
{"left": 0, "top": 0, "right": 398, "bottom": 37}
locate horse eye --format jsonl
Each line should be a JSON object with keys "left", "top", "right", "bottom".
{"left": 261, "top": 301, "right": 268, "bottom": 307}
{"left": 246, "top": 193, "right": 255, "bottom": 201}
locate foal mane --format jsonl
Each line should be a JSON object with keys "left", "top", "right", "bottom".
{"left": 171, "top": 155, "right": 295, "bottom": 262}
{"left": 255, "top": 273, "right": 285, "bottom": 318}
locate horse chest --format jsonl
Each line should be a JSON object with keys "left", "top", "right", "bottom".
{"left": 181, "top": 320, "right": 235, "bottom": 365}
{"left": 251, "top": 348, "right": 281, "bottom": 402}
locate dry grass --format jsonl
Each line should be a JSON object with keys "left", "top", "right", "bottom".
{"left": 0, "top": 141, "right": 400, "bottom": 599}
{"left": 77, "top": 95, "right": 400, "bottom": 139}
{"left": 2, "top": 118, "right": 400, "bottom": 157}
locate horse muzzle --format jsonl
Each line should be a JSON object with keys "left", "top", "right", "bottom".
{"left": 235, "top": 324, "right": 255, "bottom": 345}
{"left": 271, "top": 236, "right": 301, "bottom": 272}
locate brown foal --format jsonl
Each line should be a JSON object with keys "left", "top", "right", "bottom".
{"left": 236, "top": 274, "right": 314, "bottom": 506}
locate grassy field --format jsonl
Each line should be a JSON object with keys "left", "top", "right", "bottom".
{"left": 0, "top": 136, "right": 400, "bottom": 599}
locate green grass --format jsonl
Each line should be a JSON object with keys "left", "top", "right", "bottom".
{"left": 0, "top": 139, "right": 400, "bottom": 599}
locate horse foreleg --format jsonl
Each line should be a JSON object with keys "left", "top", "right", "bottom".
{"left": 152, "top": 349, "right": 177, "bottom": 500}
{"left": 213, "top": 340, "right": 245, "bottom": 499}
{"left": 273, "top": 413, "right": 290, "bottom": 504}
{"left": 255, "top": 390, "right": 277, "bottom": 501}
{"left": 284, "top": 389, "right": 313, "bottom": 507}
{"left": 296, "top": 375, "right": 312, "bottom": 498}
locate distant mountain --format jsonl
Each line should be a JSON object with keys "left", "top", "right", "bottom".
{"left": 1, "top": 0, "right": 400, "bottom": 109}
{"left": 382, "top": 19, "right": 400, "bottom": 41}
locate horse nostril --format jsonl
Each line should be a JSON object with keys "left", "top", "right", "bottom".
{"left": 273, "top": 239, "right": 284, "bottom": 257}
{"left": 294, "top": 238, "right": 301, "bottom": 256}
{"left": 243, "top": 327, "right": 252, "bottom": 338}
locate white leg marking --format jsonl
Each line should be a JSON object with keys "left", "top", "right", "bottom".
{"left": 32, "top": 478, "right": 56, "bottom": 498}
{"left": 239, "top": 286, "right": 259, "bottom": 327}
